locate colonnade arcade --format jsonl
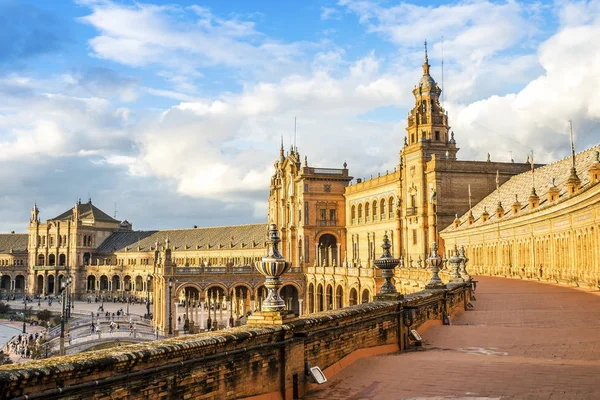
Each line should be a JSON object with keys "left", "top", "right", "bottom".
{"left": 152, "top": 278, "right": 302, "bottom": 334}
{"left": 306, "top": 281, "right": 370, "bottom": 314}
{"left": 0, "top": 274, "right": 25, "bottom": 294}
{"left": 465, "top": 225, "right": 599, "bottom": 284}
{"left": 315, "top": 233, "right": 340, "bottom": 267}
{"left": 33, "top": 271, "right": 70, "bottom": 296}
{"left": 85, "top": 274, "right": 154, "bottom": 299}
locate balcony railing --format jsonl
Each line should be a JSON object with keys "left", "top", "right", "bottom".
{"left": 317, "top": 220, "right": 338, "bottom": 226}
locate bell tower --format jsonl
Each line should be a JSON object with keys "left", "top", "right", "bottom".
{"left": 405, "top": 41, "right": 457, "bottom": 159}
{"left": 401, "top": 41, "right": 458, "bottom": 262}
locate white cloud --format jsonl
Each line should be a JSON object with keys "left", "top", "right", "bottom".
{"left": 321, "top": 7, "right": 339, "bottom": 20}
{"left": 79, "top": 1, "right": 310, "bottom": 75}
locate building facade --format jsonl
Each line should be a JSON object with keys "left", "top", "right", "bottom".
{"left": 272, "top": 47, "right": 533, "bottom": 311}
{"left": 441, "top": 146, "right": 600, "bottom": 287}
{"left": 1, "top": 48, "right": 546, "bottom": 333}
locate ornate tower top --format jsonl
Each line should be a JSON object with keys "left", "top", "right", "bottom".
{"left": 404, "top": 40, "right": 456, "bottom": 157}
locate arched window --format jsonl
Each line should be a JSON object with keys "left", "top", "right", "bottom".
{"left": 380, "top": 199, "right": 386, "bottom": 219}
{"left": 358, "top": 204, "right": 363, "bottom": 223}
{"left": 351, "top": 205, "right": 356, "bottom": 224}
{"left": 365, "top": 203, "right": 370, "bottom": 221}
{"left": 389, "top": 197, "right": 394, "bottom": 218}
{"left": 372, "top": 201, "right": 378, "bottom": 220}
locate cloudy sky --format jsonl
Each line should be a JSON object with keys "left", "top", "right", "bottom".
{"left": 1, "top": 0, "right": 599, "bottom": 233}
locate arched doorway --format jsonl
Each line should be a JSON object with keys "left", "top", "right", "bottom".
{"left": 349, "top": 288, "right": 358, "bottom": 306}
{"left": 87, "top": 275, "right": 96, "bottom": 292}
{"left": 335, "top": 285, "right": 343, "bottom": 308}
{"left": 317, "top": 284, "right": 324, "bottom": 312}
{"left": 57, "top": 274, "right": 65, "bottom": 290}
{"left": 205, "top": 285, "right": 227, "bottom": 329}
{"left": 135, "top": 276, "right": 143, "bottom": 292}
{"left": 326, "top": 284, "right": 333, "bottom": 310}
{"left": 178, "top": 286, "right": 201, "bottom": 333}
{"left": 0, "top": 275, "right": 10, "bottom": 292}
{"left": 124, "top": 276, "right": 132, "bottom": 291}
{"left": 255, "top": 285, "right": 267, "bottom": 312}
{"left": 318, "top": 234, "right": 338, "bottom": 267}
{"left": 308, "top": 283, "right": 314, "bottom": 314}
{"left": 37, "top": 275, "right": 44, "bottom": 294}
{"left": 112, "top": 275, "right": 120, "bottom": 292}
{"left": 280, "top": 284, "right": 299, "bottom": 315}
{"left": 361, "top": 289, "right": 370, "bottom": 304}
{"left": 47, "top": 275, "right": 55, "bottom": 294}
{"left": 83, "top": 252, "right": 91, "bottom": 266}
{"left": 231, "top": 285, "right": 251, "bottom": 321}
{"left": 100, "top": 275, "right": 109, "bottom": 291}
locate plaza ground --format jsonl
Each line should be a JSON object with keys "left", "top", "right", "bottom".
{"left": 305, "top": 277, "right": 600, "bottom": 400}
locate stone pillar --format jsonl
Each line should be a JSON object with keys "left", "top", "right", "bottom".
{"left": 336, "top": 243, "right": 341, "bottom": 267}
{"left": 43, "top": 271, "right": 48, "bottom": 296}
{"left": 315, "top": 243, "right": 319, "bottom": 266}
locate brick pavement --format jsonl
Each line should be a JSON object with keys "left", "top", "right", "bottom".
{"left": 305, "top": 277, "right": 600, "bottom": 400}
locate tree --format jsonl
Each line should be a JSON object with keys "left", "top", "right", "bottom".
{"left": 0, "top": 351, "right": 12, "bottom": 365}
{"left": 0, "top": 302, "right": 10, "bottom": 315}
{"left": 36, "top": 309, "right": 52, "bottom": 324}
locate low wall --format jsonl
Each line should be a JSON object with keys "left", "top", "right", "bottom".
{"left": 0, "top": 284, "right": 470, "bottom": 400}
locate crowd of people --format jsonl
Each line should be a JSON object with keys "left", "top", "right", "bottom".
{"left": 3, "top": 332, "right": 46, "bottom": 360}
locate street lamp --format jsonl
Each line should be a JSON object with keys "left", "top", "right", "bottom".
{"left": 22, "top": 282, "right": 27, "bottom": 334}
{"left": 168, "top": 278, "right": 173, "bottom": 335}
{"left": 146, "top": 276, "right": 151, "bottom": 319}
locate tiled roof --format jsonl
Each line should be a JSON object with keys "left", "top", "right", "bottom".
{"left": 445, "top": 144, "right": 600, "bottom": 232}
{"left": 95, "top": 223, "right": 268, "bottom": 253}
{"left": 53, "top": 201, "right": 118, "bottom": 223}
{"left": 0, "top": 234, "right": 28, "bottom": 253}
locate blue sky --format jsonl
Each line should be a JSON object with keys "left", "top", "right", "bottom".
{"left": 1, "top": 0, "right": 599, "bottom": 232}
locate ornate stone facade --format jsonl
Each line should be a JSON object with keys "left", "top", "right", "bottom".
{"left": 441, "top": 146, "right": 600, "bottom": 287}
{"left": 1, "top": 46, "right": 549, "bottom": 331}
{"left": 271, "top": 45, "right": 533, "bottom": 310}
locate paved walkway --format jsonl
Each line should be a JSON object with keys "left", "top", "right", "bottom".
{"left": 305, "top": 277, "right": 600, "bottom": 400}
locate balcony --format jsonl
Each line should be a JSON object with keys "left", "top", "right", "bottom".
{"left": 317, "top": 220, "right": 338, "bottom": 227}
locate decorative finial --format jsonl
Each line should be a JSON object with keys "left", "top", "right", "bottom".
{"left": 486, "top": 152, "right": 491, "bottom": 162}
{"left": 304, "top": 155, "right": 308, "bottom": 167}
{"left": 424, "top": 39, "right": 428, "bottom": 62}
{"left": 404, "top": 136, "right": 408, "bottom": 146}
{"left": 343, "top": 160, "right": 347, "bottom": 169}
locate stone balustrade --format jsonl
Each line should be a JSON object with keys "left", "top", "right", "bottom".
{"left": 0, "top": 283, "right": 471, "bottom": 400}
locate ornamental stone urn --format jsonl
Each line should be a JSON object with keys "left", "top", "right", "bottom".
{"left": 374, "top": 233, "right": 403, "bottom": 300}
{"left": 448, "top": 246, "right": 463, "bottom": 283}
{"left": 254, "top": 223, "right": 290, "bottom": 311}
{"left": 248, "top": 224, "right": 295, "bottom": 326}
{"left": 425, "top": 241, "right": 447, "bottom": 290}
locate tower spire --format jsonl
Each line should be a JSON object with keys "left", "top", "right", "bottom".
{"left": 279, "top": 136, "right": 284, "bottom": 161}
{"left": 423, "top": 40, "right": 430, "bottom": 76}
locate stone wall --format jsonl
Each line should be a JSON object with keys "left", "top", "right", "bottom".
{"left": 0, "top": 284, "right": 470, "bottom": 400}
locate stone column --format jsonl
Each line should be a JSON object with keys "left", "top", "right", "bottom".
{"left": 315, "top": 243, "right": 319, "bottom": 266}
{"left": 298, "top": 298, "right": 303, "bottom": 316}
{"left": 336, "top": 243, "right": 341, "bottom": 267}
{"left": 43, "top": 271, "right": 48, "bottom": 296}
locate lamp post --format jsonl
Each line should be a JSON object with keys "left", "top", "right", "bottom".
{"left": 168, "top": 278, "right": 173, "bottom": 335}
{"left": 60, "top": 280, "right": 66, "bottom": 355}
{"left": 22, "top": 282, "right": 27, "bottom": 334}
{"left": 146, "top": 276, "right": 151, "bottom": 319}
